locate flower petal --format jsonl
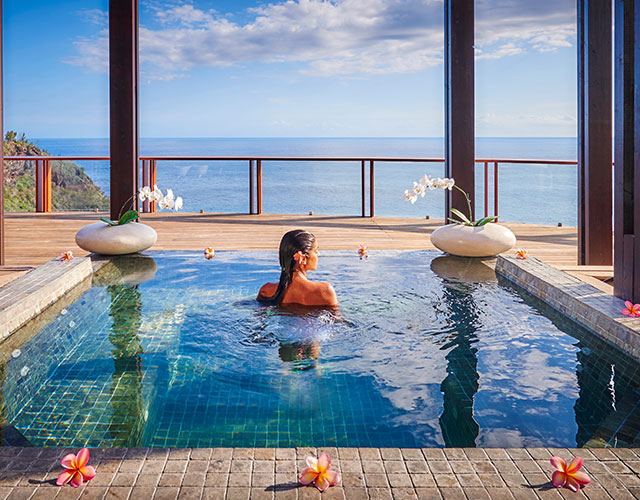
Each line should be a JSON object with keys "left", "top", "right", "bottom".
{"left": 317, "top": 453, "right": 330, "bottom": 473}
{"left": 56, "top": 470, "right": 74, "bottom": 486}
{"left": 306, "top": 456, "right": 318, "bottom": 471}
{"left": 570, "top": 471, "right": 591, "bottom": 485}
{"left": 60, "top": 454, "right": 77, "bottom": 470}
{"left": 551, "top": 470, "right": 567, "bottom": 488}
{"left": 566, "top": 457, "right": 583, "bottom": 474}
{"left": 299, "top": 468, "right": 318, "bottom": 485}
{"left": 76, "top": 448, "right": 90, "bottom": 469}
{"left": 626, "top": 301, "right": 633, "bottom": 308}
{"left": 70, "top": 471, "right": 84, "bottom": 488}
{"left": 80, "top": 466, "right": 96, "bottom": 481}
{"left": 623, "top": 309, "right": 632, "bottom": 315}
{"left": 324, "top": 469, "right": 341, "bottom": 485}
{"left": 550, "top": 456, "right": 567, "bottom": 472}
{"left": 315, "top": 473, "right": 330, "bottom": 492}
{"left": 565, "top": 475, "right": 581, "bottom": 492}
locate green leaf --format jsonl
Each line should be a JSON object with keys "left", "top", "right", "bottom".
{"left": 446, "top": 217, "right": 466, "bottom": 225}
{"left": 449, "top": 208, "right": 472, "bottom": 225}
{"left": 100, "top": 217, "right": 118, "bottom": 226}
{"left": 474, "top": 216, "right": 498, "bottom": 226}
{"left": 117, "top": 210, "right": 139, "bottom": 225}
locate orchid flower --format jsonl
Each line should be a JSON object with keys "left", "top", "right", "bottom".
{"left": 57, "top": 448, "right": 96, "bottom": 487}
{"left": 358, "top": 245, "right": 368, "bottom": 259}
{"left": 138, "top": 186, "right": 151, "bottom": 201}
{"left": 60, "top": 251, "right": 73, "bottom": 261}
{"left": 152, "top": 185, "right": 163, "bottom": 203}
{"left": 622, "top": 301, "right": 640, "bottom": 318}
{"left": 299, "top": 454, "right": 341, "bottom": 492}
{"left": 516, "top": 248, "right": 528, "bottom": 260}
{"left": 550, "top": 456, "right": 590, "bottom": 492}
{"left": 403, "top": 189, "right": 418, "bottom": 204}
{"left": 174, "top": 196, "right": 183, "bottom": 211}
{"left": 204, "top": 247, "right": 215, "bottom": 260}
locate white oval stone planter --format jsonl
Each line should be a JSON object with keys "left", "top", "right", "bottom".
{"left": 430, "top": 223, "right": 516, "bottom": 257}
{"left": 75, "top": 222, "right": 157, "bottom": 255}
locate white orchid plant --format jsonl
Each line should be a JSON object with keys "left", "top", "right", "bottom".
{"left": 404, "top": 175, "right": 497, "bottom": 226}
{"left": 101, "top": 185, "right": 183, "bottom": 226}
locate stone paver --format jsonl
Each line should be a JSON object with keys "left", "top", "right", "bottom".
{"left": 0, "top": 447, "right": 635, "bottom": 500}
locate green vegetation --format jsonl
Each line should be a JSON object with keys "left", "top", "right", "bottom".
{"left": 3, "top": 131, "right": 109, "bottom": 211}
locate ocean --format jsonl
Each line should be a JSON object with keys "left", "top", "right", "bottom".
{"left": 32, "top": 137, "right": 578, "bottom": 226}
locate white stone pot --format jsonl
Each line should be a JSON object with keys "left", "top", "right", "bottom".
{"left": 430, "top": 223, "right": 516, "bottom": 257}
{"left": 75, "top": 222, "right": 157, "bottom": 255}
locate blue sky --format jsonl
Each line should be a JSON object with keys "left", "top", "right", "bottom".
{"left": 3, "top": 0, "right": 577, "bottom": 138}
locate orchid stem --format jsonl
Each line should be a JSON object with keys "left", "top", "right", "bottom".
{"left": 453, "top": 184, "right": 474, "bottom": 223}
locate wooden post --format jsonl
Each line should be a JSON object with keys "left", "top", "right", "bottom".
{"left": 444, "top": 0, "right": 475, "bottom": 222}
{"left": 369, "top": 161, "right": 375, "bottom": 218}
{"left": 249, "top": 160, "right": 255, "bottom": 214}
{"left": 361, "top": 160, "right": 366, "bottom": 217}
{"left": 614, "top": 0, "right": 640, "bottom": 301}
{"left": 109, "top": 0, "right": 139, "bottom": 220}
{"left": 578, "top": 0, "right": 613, "bottom": 265}
{"left": 257, "top": 160, "right": 262, "bottom": 215}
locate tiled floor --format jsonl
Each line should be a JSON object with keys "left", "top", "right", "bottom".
{"left": 0, "top": 447, "right": 638, "bottom": 500}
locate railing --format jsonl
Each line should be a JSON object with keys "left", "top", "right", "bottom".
{"left": 4, "top": 155, "right": 578, "bottom": 218}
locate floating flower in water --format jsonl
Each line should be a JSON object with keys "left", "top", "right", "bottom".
{"left": 550, "top": 456, "right": 590, "bottom": 492}
{"left": 20, "top": 366, "right": 29, "bottom": 377}
{"left": 358, "top": 245, "right": 368, "bottom": 259}
{"left": 299, "top": 453, "right": 341, "bottom": 492}
{"left": 204, "top": 247, "right": 215, "bottom": 260}
{"left": 293, "top": 251, "right": 305, "bottom": 264}
{"left": 516, "top": 248, "right": 528, "bottom": 260}
{"left": 622, "top": 301, "right": 640, "bottom": 318}
{"left": 11, "top": 349, "right": 21, "bottom": 359}
{"left": 60, "top": 251, "right": 73, "bottom": 261}
{"left": 57, "top": 448, "right": 96, "bottom": 488}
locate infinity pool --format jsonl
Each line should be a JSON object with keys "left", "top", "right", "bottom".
{"left": 2, "top": 250, "right": 640, "bottom": 448}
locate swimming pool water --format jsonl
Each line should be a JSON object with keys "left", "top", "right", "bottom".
{"left": 2, "top": 250, "right": 640, "bottom": 448}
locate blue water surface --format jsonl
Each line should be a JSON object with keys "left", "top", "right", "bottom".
{"left": 1, "top": 251, "right": 638, "bottom": 448}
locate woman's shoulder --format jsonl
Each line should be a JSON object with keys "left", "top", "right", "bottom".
{"left": 258, "top": 282, "right": 278, "bottom": 299}
{"left": 310, "top": 281, "right": 338, "bottom": 306}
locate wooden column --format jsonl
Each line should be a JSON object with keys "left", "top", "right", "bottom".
{"left": 578, "top": 0, "right": 613, "bottom": 265}
{"left": 109, "top": 0, "right": 139, "bottom": 220}
{"left": 614, "top": 0, "right": 640, "bottom": 301}
{"left": 444, "top": 0, "right": 475, "bottom": 221}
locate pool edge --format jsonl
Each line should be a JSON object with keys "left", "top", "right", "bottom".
{"left": 496, "top": 255, "right": 640, "bottom": 361}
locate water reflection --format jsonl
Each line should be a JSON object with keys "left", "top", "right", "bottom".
{"left": 432, "top": 256, "right": 483, "bottom": 447}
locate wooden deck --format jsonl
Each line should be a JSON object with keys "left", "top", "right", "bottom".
{"left": 0, "top": 211, "right": 588, "bottom": 288}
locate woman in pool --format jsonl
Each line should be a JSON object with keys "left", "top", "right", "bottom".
{"left": 257, "top": 229, "right": 338, "bottom": 307}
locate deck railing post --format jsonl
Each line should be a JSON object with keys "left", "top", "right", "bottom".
{"left": 35, "top": 159, "right": 51, "bottom": 213}
{"left": 493, "top": 161, "right": 499, "bottom": 221}
{"left": 149, "top": 159, "right": 157, "bottom": 213}
{"left": 140, "top": 159, "right": 148, "bottom": 213}
{"left": 257, "top": 159, "right": 263, "bottom": 215}
{"left": 483, "top": 161, "right": 489, "bottom": 218}
{"left": 369, "top": 160, "right": 374, "bottom": 218}
{"left": 361, "top": 160, "right": 366, "bottom": 217}
{"left": 249, "top": 160, "right": 255, "bottom": 214}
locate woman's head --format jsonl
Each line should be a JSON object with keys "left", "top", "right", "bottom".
{"left": 279, "top": 229, "right": 317, "bottom": 272}
{"left": 258, "top": 229, "right": 317, "bottom": 305}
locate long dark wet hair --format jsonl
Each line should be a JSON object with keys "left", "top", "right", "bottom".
{"left": 257, "top": 229, "right": 316, "bottom": 305}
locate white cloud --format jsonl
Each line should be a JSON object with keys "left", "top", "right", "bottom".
{"left": 66, "top": 0, "right": 576, "bottom": 78}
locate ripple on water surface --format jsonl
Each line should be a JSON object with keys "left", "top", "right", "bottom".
{"left": 2, "top": 250, "right": 640, "bottom": 448}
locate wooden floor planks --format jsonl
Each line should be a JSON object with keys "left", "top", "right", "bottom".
{"left": 0, "top": 211, "right": 579, "bottom": 287}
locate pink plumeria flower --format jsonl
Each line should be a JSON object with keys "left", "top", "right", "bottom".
{"left": 515, "top": 248, "right": 528, "bottom": 260}
{"left": 299, "top": 453, "right": 341, "bottom": 492}
{"left": 57, "top": 448, "right": 96, "bottom": 487}
{"left": 550, "top": 456, "right": 590, "bottom": 492}
{"left": 293, "top": 250, "right": 305, "bottom": 264}
{"left": 204, "top": 247, "right": 215, "bottom": 260}
{"left": 358, "top": 245, "right": 368, "bottom": 259}
{"left": 622, "top": 301, "right": 640, "bottom": 317}
{"left": 59, "top": 251, "right": 73, "bottom": 261}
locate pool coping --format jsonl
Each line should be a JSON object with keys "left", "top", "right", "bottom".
{"left": 0, "top": 257, "right": 94, "bottom": 342}
{"left": 0, "top": 446, "right": 638, "bottom": 500}
{"left": 496, "top": 256, "right": 640, "bottom": 361}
